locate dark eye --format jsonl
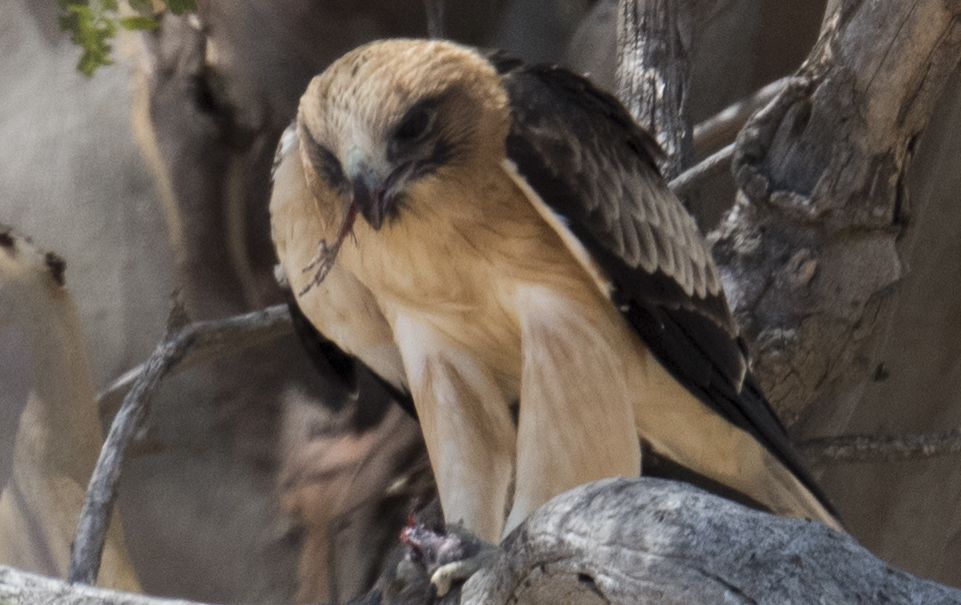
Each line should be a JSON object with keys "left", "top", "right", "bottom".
{"left": 394, "top": 107, "right": 431, "bottom": 143}
{"left": 303, "top": 129, "right": 347, "bottom": 192}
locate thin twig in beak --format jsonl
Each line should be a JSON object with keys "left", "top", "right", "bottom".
{"left": 299, "top": 202, "right": 359, "bottom": 295}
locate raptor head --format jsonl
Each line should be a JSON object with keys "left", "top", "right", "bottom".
{"left": 296, "top": 39, "right": 509, "bottom": 231}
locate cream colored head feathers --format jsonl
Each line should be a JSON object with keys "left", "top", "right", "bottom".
{"left": 296, "top": 40, "right": 510, "bottom": 231}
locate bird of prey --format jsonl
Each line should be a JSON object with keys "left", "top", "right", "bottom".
{"left": 270, "top": 39, "right": 839, "bottom": 544}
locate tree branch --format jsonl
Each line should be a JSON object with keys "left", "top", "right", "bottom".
{"left": 708, "top": 0, "right": 961, "bottom": 431}
{"left": 96, "top": 303, "right": 292, "bottom": 420}
{"left": 461, "top": 478, "right": 961, "bottom": 604}
{"left": 692, "top": 77, "right": 788, "bottom": 154}
{"left": 69, "top": 302, "right": 292, "bottom": 585}
{"left": 19, "top": 478, "right": 961, "bottom": 604}
{"left": 670, "top": 79, "right": 789, "bottom": 196}
{"left": 1, "top": 565, "right": 204, "bottom": 605}
{"left": 669, "top": 142, "right": 734, "bottom": 197}
{"left": 348, "top": 469, "right": 961, "bottom": 604}
{"left": 800, "top": 428, "right": 961, "bottom": 466}
{"left": 615, "top": 0, "right": 701, "bottom": 178}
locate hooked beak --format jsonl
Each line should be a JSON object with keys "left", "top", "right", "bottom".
{"left": 345, "top": 148, "right": 401, "bottom": 231}
{"left": 351, "top": 173, "right": 391, "bottom": 231}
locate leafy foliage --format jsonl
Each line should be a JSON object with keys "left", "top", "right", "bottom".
{"left": 165, "top": 0, "right": 196, "bottom": 14}
{"left": 58, "top": 0, "right": 197, "bottom": 76}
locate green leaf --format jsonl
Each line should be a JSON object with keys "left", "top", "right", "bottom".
{"left": 91, "top": 0, "right": 119, "bottom": 13}
{"left": 59, "top": 0, "right": 196, "bottom": 77}
{"left": 60, "top": 2, "right": 116, "bottom": 76}
{"left": 59, "top": 12, "right": 80, "bottom": 36}
{"left": 120, "top": 15, "right": 159, "bottom": 30}
{"left": 77, "top": 49, "right": 114, "bottom": 76}
{"left": 165, "top": 0, "right": 197, "bottom": 15}
{"left": 127, "top": 0, "right": 154, "bottom": 15}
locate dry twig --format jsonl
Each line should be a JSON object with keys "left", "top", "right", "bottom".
{"left": 69, "top": 301, "right": 292, "bottom": 585}
{"left": 97, "top": 304, "right": 292, "bottom": 420}
{"left": 668, "top": 141, "right": 734, "bottom": 197}
{"left": 800, "top": 429, "right": 961, "bottom": 466}
{"left": 692, "top": 77, "right": 788, "bottom": 153}
{"left": 668, "top": 79, "right": 789, "bottom": 194}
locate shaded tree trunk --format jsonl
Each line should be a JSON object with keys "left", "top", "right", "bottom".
{"left": 615, "top": 0, "right": 701, "bottom": 177}
{"left": 710, "top": 0, "right": 961, "bottom": 433}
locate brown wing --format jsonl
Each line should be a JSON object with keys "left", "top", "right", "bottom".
{"left": 495, "top": 60, "right": 834, "bottom": 514}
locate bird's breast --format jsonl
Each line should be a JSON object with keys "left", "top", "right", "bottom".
{"left": 335, "top": 172, "right": 605, "bottom": 398}
{"left": 339, "top": 225, "right": 524, "bottom": 397}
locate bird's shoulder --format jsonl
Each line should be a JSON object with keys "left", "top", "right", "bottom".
{"left": 489, "top": 56, "right": 742, "bottom": 382}
{"left": 487, "top": 55, "right": 832, "bottom": 510}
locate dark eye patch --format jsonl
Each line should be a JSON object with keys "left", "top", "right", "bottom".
{"left": 303, "top": 128, "right": 347, "bottom": 192}
{"left": 391, "top": 97, "right": 444, "bottom": 147}
{"left": 394, "top": 106, "right": 431, "bottom": 142}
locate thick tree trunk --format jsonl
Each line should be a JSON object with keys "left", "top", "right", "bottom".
{"left": 709, "top": 0, "right": 961, "bottom": 434}
{"left": 815, "top": 53, "right": 961, "bottom": 587}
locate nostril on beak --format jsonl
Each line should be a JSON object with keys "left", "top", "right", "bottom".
{"left": 351, "top": 174, "right": 385, "bottom": 230}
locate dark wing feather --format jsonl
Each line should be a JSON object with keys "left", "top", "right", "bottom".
{"left": 497, "top": 62, "right": 834, "bottom": 513}
{"left": 284, "top": 289, "right": 417, "bottom": 421}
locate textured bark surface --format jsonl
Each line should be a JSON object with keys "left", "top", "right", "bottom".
{"left": 0, "top": 565, "right": 203, "bottom": 605}
{"left": 462, "top": 479, "right": 961, "bottom": 605}
{"left": 709, "top": 0, "right": 961, "bottom": 433}
{"left": 816, "top": 64, "right": 961, "bottom": 587}
{"left": 615, "top": 0, "right": 699, "bottom": 177}
{"left": 7, "top": 479, "right": 961, "bottom": 605}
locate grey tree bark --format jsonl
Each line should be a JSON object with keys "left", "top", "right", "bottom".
{"left": 709, "top": 0, "right": 961, "bottom": 433}
{"left": 461, "top": 479, "right": 961, "bottom": 605}
{"left": 615, "top": 0, "right": 700, "bottom": 177}
{"left": 813, "top": 34, "right": 961, "bottom": 590}
{"left": 9, "top": 480, "right": 961, "bottom": 605}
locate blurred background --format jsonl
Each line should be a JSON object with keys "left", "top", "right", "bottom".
{"left": 1, "top": 0, "right": 960, "bottom": 602}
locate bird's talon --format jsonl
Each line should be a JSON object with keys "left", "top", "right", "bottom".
{"left": 430, "top": 559, "right": 479, "bottom": 597}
